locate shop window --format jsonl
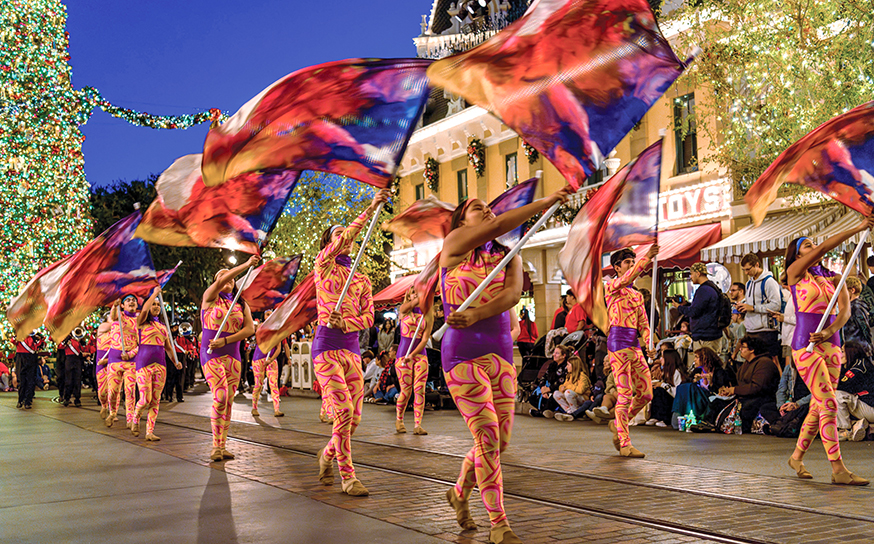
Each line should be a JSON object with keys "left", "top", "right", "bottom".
{"left": 415, "top": 183, "right": 425, "bottom": 200}
{"left": 505, "top": 152, "right": 518, "bottom": 188}
{"left": 585, "top": 168, "right": 604, "bottom": 187}
{"left": 674, "top": 93, "right": 698, "bottom": 175}
{"left": 457, "top": 169, "right": 468, "bottom": 201}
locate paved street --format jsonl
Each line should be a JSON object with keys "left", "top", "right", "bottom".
{"left": 2, "top": 386, "right": 873, "bottom": 544}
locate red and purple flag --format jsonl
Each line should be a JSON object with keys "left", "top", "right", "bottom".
{"left": 118, "top": 261, "right": 181, "bottom": 299}
{"left": 413, "top": 254, "right": 441, "bottom": 316}
{"left": 558, "top": 140, "right": 662, "bottom": 332}
{"left": 490, "top": 176, "right": 540, "bottom": 247}
{"left": 746, "top": 101, "right": 874, "bottom": 225}
{"left": 427, "top": 0, "right": 692, "bottom": 190}
{"left": 201, "top": 58, "right": 432, "bottom": 189}
{"left": 7, "top": 212, "right": 159, "bottom": 341}
{"left": 256, "top": 272, "right": 317, "bottom": 354}
{"left": 135, "top": 153, "right": 300, "bottom": 255}
{"left": 239, "top": 255, "right": 303, "bottom": 312}
{"left": 382, "top": 195, "right": 455, "bottom": 249}
{"left": 373, "top": 275, "right": 418, "bottom": 309}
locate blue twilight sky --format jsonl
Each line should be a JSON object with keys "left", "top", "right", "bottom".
{"left": 67, "top": 0, "right": 430, "bottom": 188}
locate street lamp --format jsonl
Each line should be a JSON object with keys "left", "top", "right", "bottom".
{"left": 228, "top": 253, "right": 237, "bottom": 265}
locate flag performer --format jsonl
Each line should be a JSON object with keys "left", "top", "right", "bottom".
{"left": 251, "top": 309, "right": 284, "bottom": 418}
{"left": 395, "top": 287, "right": 433, "bottom": 435}
{"left": 106, "top": 295, "right": 140, "bottom": 428}
{"left": 95, "top": 318, "right": 112, "bottom": 419}
{"left": 201, "top": 256, "right": 259, "bottom": 462}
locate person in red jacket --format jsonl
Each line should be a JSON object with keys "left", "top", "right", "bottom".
{"left": 63, "top": 332, "right": 86, "bottom": 407}
{"left": 16, "top": 332, "right": 45, "bottom": 409}
{"left": 515, "top": 308, "right": 539, "bottom": 359}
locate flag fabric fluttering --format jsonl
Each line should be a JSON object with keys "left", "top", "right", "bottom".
{"left": 201, "top": 58, "right": 432, "bottom": 189}
{"left": 489, "top": 176, "right": 540, "bottom": 247}
{"left": 745, "top": 101, "right": 874, "bottom": 225}
{"left": 256, "top": 272, "right": 317, "bottom": 354}
{"left": 413, "top": 254, "right": 441, "bottom": 316}
{"left": 373, "top": 275, "right": 418, "bottom": 309}
{"left": 7, "top": 212, "right": 159, "bottom": 341}
{"left": 382, "top": 195, "right": 455, "bottom": 249}
{"left": 427, "top": 0, "right": 692, "bottom": 190}
{"left": 239, "top": 255, "right": 303, "bottom": 312}
{"left": 558, "top": 140, "right": 662, "bottom": 332}
{"left": 117, "top": 262, "right": 180, "bottom": 299}
{"left": 135, "top": 153, "right": 300, "bottom": 255}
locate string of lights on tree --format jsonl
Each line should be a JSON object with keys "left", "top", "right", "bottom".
{"left": 0, "top": 0, "right": 224, "bottom": 344}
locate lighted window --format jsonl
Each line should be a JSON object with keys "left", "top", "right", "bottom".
{"left": 415, "top": 183, "right": 425, "bottom": 200}
{"left": 505, "top": 152, "right": 518, "bottom": 188}
{"left": 457, "top": 169, "right": 468, "bottom": 201}
{"left": 674, "top": 93, "right": 698, "bottom": 175}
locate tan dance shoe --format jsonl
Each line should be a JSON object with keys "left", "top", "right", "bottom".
{"left": 413, "top": 426, "right": 428, "bottom": 435}
{"left": 130, "top": 421, "right": 139, "bottom": 437}
{"left": 251, "top": 408, "right": 260, "bottom": 416}
{"left": 318, "top": 448, "right": 334, "bottom": 485}
{"left": 489, "top": 525, "right": 523, "bottom": 544}
{"left": 445, "top": 487, "right": 476, "bottom": 530}
{"left": 105, "top": 414, "right": 114, "bottom": 428}
{"left": 319, "top": 413, "right": 329, "bottom": 423}
{"left": 395, "top": 420, "right": 407, "bottom": 434}
{"left": 620, "top": 445, "right": 645, "bottom": 458}
{"left": 145, "top": 433, "right": 160, "bottom": 442}
{"left": 608, "top": 420, "right": 621, "bottom": 451}
{"left": 832, "top": 471, "right": 870, "bottom": 486}
{"left": 221, "top": 449, "right": 235, "bottom": 460}
{"left": 209, "top": 448, "right": 224, "bottom": 462}
{"left": 788, "top": 457, "right": 812, "bottom": 479}
{"left": 341, "top": 478, "right": 369, "bottom": 496}
{"left": 100, "top": 407, "right": 108, "bottom": 420}
{"left": 274, "top": 410, "right": 284, "bottom": 417}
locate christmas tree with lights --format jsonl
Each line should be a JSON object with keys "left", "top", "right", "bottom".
{"left": 0, "top": 1, "right": 221, "bottom": 339}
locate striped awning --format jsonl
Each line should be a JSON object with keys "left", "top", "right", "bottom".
{"left": 812, "top": 210, "right": 867, "bottom": 252}
{"left": 701, "top": 207, "right": 841, "bottom": 263}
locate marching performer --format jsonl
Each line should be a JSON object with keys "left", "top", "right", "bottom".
{"left": 132, "top": 288, "right": 179, "bottom": 440}
{"left": 784, "top": 217, "right": 873, "bottom": 485}
{"left": 95, "top": 318, "right": 112, "bottom": 419}
{"left": 106, "top": 295, "right": 140, "bottom": 428}
{"left": 314, "top": 190, "right": 388, "bottom": 497}
{"left": 201, "top": 256, "right": 258, "bottom": 462}
{"left": 441, "top": 187, "right": 570, "bottom": 544}
{"left": 62, "top": 329, "right": 86, "bottom": 407}
{"left": 251, "top": 310, "right": 284, "bottom": 417}
{"left": 395, "top": 287, "right": 433, "bottom": 435}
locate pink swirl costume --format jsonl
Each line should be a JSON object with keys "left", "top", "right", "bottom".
{"left": 790, "top": 266, "right": 843, "bottom": 461}
{"left": 95, "top": 332, "right": 112, "bottom": 412}
{"left": 396, "top": 308, "right": 428, "bottom": 429}
{"left": 441, "top": 245, "right": 516, "bottom": 528}
{"left": 605, "top": 257, "right": 653, "bottom": 450}
{"left": 135, "top": 317, "right": 169, "bottom": 436}
{"left": 200, "top": 293, "right": 244, "bottom": 451}
{"left": 252, "top": 343, "right": 282, "bottom": 413}
{"left": 313, "top": 212, "right": 374, "bottom": 484}
{"left": 107, "top": 311, "right": 139, "bottom": 426}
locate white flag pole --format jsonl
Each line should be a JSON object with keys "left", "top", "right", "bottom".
{"left": 404, "top": 315, "right": 425, "bottom": 359}
{"left": 207, "top": 264, "right": 256, "bottom": 355}
{"left": 332, "top": 202, "right": 385, "bottom": 318}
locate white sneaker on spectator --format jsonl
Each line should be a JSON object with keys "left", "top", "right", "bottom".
{"left": 555, "top": 413, "right": 574, "bottom": 422}
{"left": 629, "top": 420, "right": 639, "bottom": 426}
{"left": 655, "top": 421, "right": 668, "bottom": 427}
{"left": 645, "top": 418, "right": 658, "bottom": 426}
{"left": 542, "top": 410, "right": 555, "bottom": 419}
{"left": 585, "top": 410, "right": 602, "bottom": 424}
{"left": 594, "top": 406, "right": 611, "bottom": 418}
{"left": 838, "top": 430, "right": 850, "bottom": 442}
{"left": 851, "top": 419, "right": 869, "bottom": 442}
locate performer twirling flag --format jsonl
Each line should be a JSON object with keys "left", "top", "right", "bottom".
{"left": 239, "top": 255, "right": 303, "bottom": 312}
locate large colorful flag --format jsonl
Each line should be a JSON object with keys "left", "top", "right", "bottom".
{"left": 490, "top": 176, "right": 540, "bottom": 247}
{"left": 427, "top": 0, "right": 692, "bottom": 189}
{"left": 201, "top": 58, "right": 432, "bottom": 189}
{"left": 135, "top": 153, "right": 300, "bottom": 255}
{"left": 413, "top": 254, "right": 441, "bottom": 316}
{"left": 745, "top": 101, "right": 874, "bottom": 225}
{"left": 117, "top": 261, "right": 181, "bottom": 299}
{"left": 239, "top": 255, "right": 303, "bottom": 312}
{"left": 558, "top": 141, "right": 662, "bottom": 332}
{"left": 373, "top": 274, "right": 418, "bottom": 309}
{"left": 382, "top": 195, "right": 455, "bottom": 249}
{"left": 256, "top": 272, "right": 317, "bottom": 354}
{"left": 7, "top": 212, "right": 159, "bottom": 341}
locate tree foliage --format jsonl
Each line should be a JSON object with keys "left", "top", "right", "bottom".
{"left": 665, "top": 0, "right": 874, "bottom": 196}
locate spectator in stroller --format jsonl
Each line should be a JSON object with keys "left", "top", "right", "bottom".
{"left": 528, "top": 344, "right": 572, "bottom": 418}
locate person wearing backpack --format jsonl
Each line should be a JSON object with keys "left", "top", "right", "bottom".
{"left": 671, "top": 262, "right": 725, "bottom": 354}
{"left": 738, "top": 253, "right": 783, "bottom": 360}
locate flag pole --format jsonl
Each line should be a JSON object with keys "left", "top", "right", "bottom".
{"left": 432, "top": 172, "right": 564, "bottom": 341}
{"left": 157, "top": 260, "right": 183, "bottom": 367}
{"left": 805, "top": 230, "right": 869, "bottom": 353}
{"left": 330, "top": 201, "right": 386, "bottom": 324}
{"left": 206, "top": 264, "right": 256, "bottom": 355}
{"left": 404, "top": 315, "right": 425, "bottom": 359}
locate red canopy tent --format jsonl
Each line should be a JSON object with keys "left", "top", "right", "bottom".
{"left": 373, "top": 275, "right": 417, "bottom": 309}
{"left": 602, "top": 223, "right": 722, "bottom": 276}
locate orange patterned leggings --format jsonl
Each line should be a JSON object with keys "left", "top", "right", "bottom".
{"left": 252, "top": 357, "right": 281, "bottom": 412}
{"left": 96, "top": 367, "right": 109, "bottom": 410}
{"left": 135, "top": 363, "right": 167, "bottom": 435}
{"left": 608, "top": 347, "right": 653, "bottom": 449}
{"left": 793, "top": 343, "right": 843, "bottom": 461}
{"left": 202, "top": 355, "right": 242, "bottom": 450}
{"left": 396, "top": 354, "right": 428, "bottom": 427}
{"left": 445, "top": 354, "right": 516, "bottom": 527}
{"left": 314, "top": 349, "right": 364, "bottom": 482}
{"left": 107, "top": 361, "right": 137, "bottom": 424}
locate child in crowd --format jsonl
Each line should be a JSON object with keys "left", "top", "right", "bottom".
{"left": 553, "top": 355, "right": 592, "bottom": 421}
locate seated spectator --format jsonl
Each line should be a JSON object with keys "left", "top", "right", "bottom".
{"left": 585, "top": 368, "right": 617, "bottom": 424}
{"left": 647, "top": 349, "right": 687, "bottom": 427}
{"left": 552, "top": 355, "right": 592, "bottom": 421}
{"left": 528, "top": 345, "right": 572, "bottom": 418}
{"left": 710, "top": 335, "right": 780, "bottom": 433}
{"left": 673, "top": 347, "right": 732, "bottom": 426}
{"left": 843, "top": 277, "right": 873, "bottom": 345}
{"left": 758, "top": 354, "right": 811, "bottom": 438}
{"left": 837, "top": 340, "right": 874, "bottom": 441}
{"left": 0, "top": 359, "right": 11, "bottom": 391}
{"left": 37, "top": 356, "right": 51, "bottom": 390}
{"left": 657, "top": 320, "right": 693, "bottom": 371}
{"left": 373, "top": 351, "right": 399, "bottom": 405}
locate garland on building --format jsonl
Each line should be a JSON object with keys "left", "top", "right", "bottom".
{"left": 467, "top": 138, "right": 485, "bottom": 177}
{"left": 424, "top": 157, "right": 440, "bottom": 193}
{"left": 522, "top": 141, "right": 539, "bottom": 164}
